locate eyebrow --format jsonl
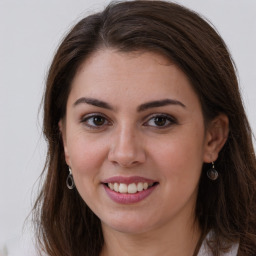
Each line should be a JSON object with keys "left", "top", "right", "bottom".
{"left": 73, "top": 97, "right": 186, "bottom": 111}
{"left": 137, "top": 99, "right": 186, "bottom": 112}
{"left": 73, "top": 97, "right": 113, "bottom": 110}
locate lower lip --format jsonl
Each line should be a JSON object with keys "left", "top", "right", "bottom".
{"left": 103, "top": 184, "right": 157, "bottom": 204}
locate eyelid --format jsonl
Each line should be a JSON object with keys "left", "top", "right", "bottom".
{"left": 80, "top": 112, "right": 112, "bottom": 129}
{"left": 79, "top": 112, "right": 177, "bottom": 129}
{"left": 80, "top": 112, "right": 108, "bottom": 121}
{"left": 143, "top": 113, "right": 177, "bottom": 127}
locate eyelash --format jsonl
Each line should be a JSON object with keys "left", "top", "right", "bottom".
{"left": 80, "top": 113, "right": 177, "bottom": 130}
{"left": 143, "top": 113, "right": 177, "bottom": 128}
{"left": 80, "top": 113, "right": 112, "bottom": 129}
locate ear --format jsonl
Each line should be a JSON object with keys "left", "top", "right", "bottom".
{"left": 203, "top": 114, "right": 229, "bottom": 163}
{"left": 58, "top": 119, "right": 71, "bottom": 166}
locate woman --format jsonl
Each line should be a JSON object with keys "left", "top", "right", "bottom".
{"left": 33, "top": 1, "right": 256, "bottom": 255}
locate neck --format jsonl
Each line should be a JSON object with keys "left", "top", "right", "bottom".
{"left": 100, "top": 217, "right": 201, "bottom": 256}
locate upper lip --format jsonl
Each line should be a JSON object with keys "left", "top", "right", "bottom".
{"left": 102, "top": 176, "right": 157, "bottom": 184}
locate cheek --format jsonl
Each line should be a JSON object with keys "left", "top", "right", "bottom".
{"left": 66, "top": 135, "right": 108, "bottom": 204}
{"left": 152, "top": 126, "right": 205, "bottom": 180}
{"left": 66, "top": 133, "right": 108, "bottom": 177}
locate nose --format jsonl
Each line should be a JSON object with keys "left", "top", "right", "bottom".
{"left": 108, "top": 126, "right": 146, "bottom": 168}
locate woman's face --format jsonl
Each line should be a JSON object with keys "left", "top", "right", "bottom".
{"left": 61, "top": 49, "right": 211, "bottom": 235}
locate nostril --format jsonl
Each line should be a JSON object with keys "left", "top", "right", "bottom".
{"left": 107, "top": 137, "right": 146, "bottom": 166}
{"left": 111, "top": 160, "right": 140, "bottom": 168}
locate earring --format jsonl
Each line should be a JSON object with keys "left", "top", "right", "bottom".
{"left": 207, "top": 162, "right": 219, "bottom": 180}
{"left": 66, "top": 167, "right": 75, "bottom": 189}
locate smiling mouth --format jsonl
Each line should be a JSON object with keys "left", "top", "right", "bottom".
{"left": 104, "top": 182, "right": 158, "bottom": 194}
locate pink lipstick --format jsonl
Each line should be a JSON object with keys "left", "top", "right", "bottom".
{"left": 102, "top": 176, "right": 158, "bottom": 204}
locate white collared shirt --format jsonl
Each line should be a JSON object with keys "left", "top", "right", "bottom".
{"left": 197, "top": 232, "right": 239, "bottom": 256}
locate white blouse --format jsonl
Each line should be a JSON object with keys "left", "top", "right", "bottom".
{"left": 197, "top": 232, "right": 239, "bottom": 256}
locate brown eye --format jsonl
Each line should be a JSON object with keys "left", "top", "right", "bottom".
{"left": 144, "top": 114, "right": 177, "bottom": 128}
{"left": 92, "top": 116, "right": 105, "bottom": 126}
{"left": 154, "top": 116, "right": 168, "bottom": 126}
{"left": 81, "top": 114, "right": 110, "bottom": 129}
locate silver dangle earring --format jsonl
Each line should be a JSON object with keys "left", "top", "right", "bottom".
{"left": 207, "top": 162, "right": 219, "bottom": 181}
{"left": 66, "top": 167, "right": 75, "bottom": 189}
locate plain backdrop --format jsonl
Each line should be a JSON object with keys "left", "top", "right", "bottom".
{"left": 0, "top": 0, "right": 255, "bottom": 254}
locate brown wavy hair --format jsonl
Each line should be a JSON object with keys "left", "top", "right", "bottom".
{"left": 33, "top": 1, "right": 256, "bottom": 255}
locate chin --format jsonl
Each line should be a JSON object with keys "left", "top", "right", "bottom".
{"left": 106, "top": 223, "right": 150, "bottom": 235}
{"left": 101, "top": 213, "right": 157, "bottom": 235}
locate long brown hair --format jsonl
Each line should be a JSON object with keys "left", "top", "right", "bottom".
{"left": 33, "top": 1, "right": 256, "bottom": 255}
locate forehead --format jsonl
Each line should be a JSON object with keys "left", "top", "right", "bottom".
{"left": 75, "top": 49, "right": 172, "bottom": 82}
{"left": 68, "top": 49, "right": 200, "bottom": 110}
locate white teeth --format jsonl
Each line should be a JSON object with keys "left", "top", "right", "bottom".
{"left": 137, "top": 182, "right": 144, "bottom": 191}
{"left": 127, "top": 183, "right": 137, "bottom": 194}
{"left": 119, "top": 183, "right": 128, "bottom": 193}
{"left": 114, "top": 183, "right": 119, "bottom": 192}
{"left": 108, "top": 182, "right": 154, "bottom": 194}
{"left": 109, "top": 183, "right": 114, "bottom": 190}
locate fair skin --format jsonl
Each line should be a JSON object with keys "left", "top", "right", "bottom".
{"left": 60, "top": 49, "right": 229, "bottom": 256}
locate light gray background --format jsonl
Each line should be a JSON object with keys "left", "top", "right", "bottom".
{"left": 0, "top": 0, "right": 255, "bottom": 254}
